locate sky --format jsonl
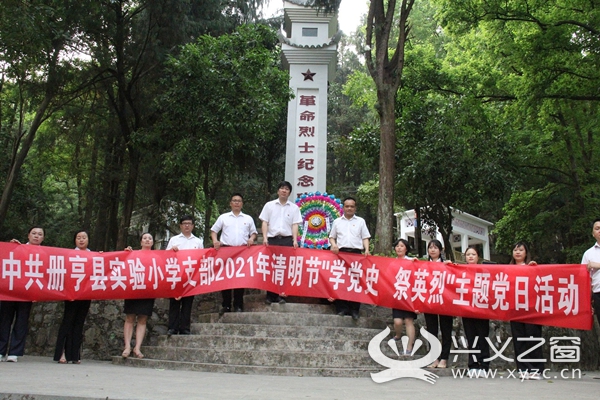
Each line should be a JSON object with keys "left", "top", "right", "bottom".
{"left": 261, "top": 0, "right": 369, "bottom": 35}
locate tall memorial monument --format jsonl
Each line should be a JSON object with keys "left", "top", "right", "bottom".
{"left": 280, "top": 0, "right": 340, "bottom": 194}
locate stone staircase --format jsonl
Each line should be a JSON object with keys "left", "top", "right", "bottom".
{"left": 111, "top": 295, "right": 414, "bottom": 377}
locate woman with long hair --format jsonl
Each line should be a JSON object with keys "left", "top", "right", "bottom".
{"left": 424, "top": 239, "right": 453, "bottom": 368}
{"left": 122, "top": 233, "right": 156, "bottom": 359}
{"left": 509, "top": 242, "right": 543, "bottom": 380}
{"left": 391, "top": 239, "right": 418, "bottom": 355}
{"left": 461, "top": 246, "right": 491, "bottom": 376}
{"left": 54, "top": 230, "right": 93, "bottom": 364}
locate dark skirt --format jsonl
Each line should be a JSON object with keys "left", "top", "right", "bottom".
{"left": 124, "top": 299, "right": 155, "bottom": 316}
{"left": 393, "top": 308, "right": 417, "bottom": 319}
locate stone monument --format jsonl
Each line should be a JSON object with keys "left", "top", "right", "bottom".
{"left": 280, "top": 0, "right": 340, "bottom": 194}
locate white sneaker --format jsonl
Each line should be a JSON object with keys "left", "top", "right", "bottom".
{"left": 520, "top": 371, "right": 530, "bottom": 380}
{"left": 6, "top": 355, "right": 17, "bottom": 362}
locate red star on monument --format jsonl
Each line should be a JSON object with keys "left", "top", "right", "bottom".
{"left": 302, "top": 69, "right": 316, "bottom": 81}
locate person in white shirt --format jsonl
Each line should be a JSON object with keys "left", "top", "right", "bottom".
{"left": 329, "top": 197, "right": 371, "bottom": 320}
{"left": 211, "top": 193, "right": 257, "bottom": 314}
{"left": 166, "top": 215, "right": 203, "bottom": 335}
{"left": 583, "top": 218, "right": 600, "bottom": 327}
{"left": 259, "top": 181, "right": 302, "bottom": 304}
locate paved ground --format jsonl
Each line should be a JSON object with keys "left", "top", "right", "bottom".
{"left": 0, "top": 356, "right": 598, "bottom": 400}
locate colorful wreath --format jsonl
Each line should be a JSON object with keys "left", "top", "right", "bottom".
{"left": 295, "top": 192, "right": 343, "bottom": 249}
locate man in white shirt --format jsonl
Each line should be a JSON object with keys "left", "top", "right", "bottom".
{"left": 329, "top": 197, "right": 371, "bottom": 320}
{"left": 582, "top": 218, "right": 600, "bottom": 326}
{"left": 259, "top": 181, "right": 302, "bottom": 304}
{"left": 211, "top": 193, "right": 257, "bottom": 314}
{"left": 166, "top": 215, "right": 203, "bottom": 335}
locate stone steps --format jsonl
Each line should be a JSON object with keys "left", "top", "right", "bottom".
{"left": 157, "top": 334, "right": 371, "bottom": 352}
{"left": 112, "top": 357, "right": 380, "bottom": 377}
{"left": 215, "top": 311, "right": 386, "bottom": 329}
{"left": 137, "top": 346, "right": 378, "bottom": 368}
{"left": 185, "top": 322, "right": 383, "bottom": 340}
{"left": 112, "top": 299, "right": 450, "bottom": 377}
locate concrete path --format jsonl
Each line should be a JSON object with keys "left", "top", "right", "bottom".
{"left": 0, "top": 356, "right": 598, "bottom": 400}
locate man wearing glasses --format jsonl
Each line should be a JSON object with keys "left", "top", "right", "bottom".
{"left": 211, "top": 193, "right": 257, "bottom": 315}
{"left": 259, "top": 181, "right": 301, "bottom": 304}
{"left": 166, "top": 215, "right": 203, "bottom": 335}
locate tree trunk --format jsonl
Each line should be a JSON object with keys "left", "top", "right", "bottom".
{"left": 365, "top": 0, "right": 413, "bottom": 254}
{"left": 414, "top": 205, "right": 423, "bottom": 257}
{"left": 117, "top": 149, "right": 140, "bottom": 249}
{"left": 0, "top": 93, "right": 53, "bottom": 230}
{"left": 374, "top": 91, "right": 396, "bottom": 253}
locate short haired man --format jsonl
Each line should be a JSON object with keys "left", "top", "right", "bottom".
{"left": 582, "top": 218, "right": 600, "bottom": 327}
{"left": 329, "top": 197, "right": 371, "bottom": 320}
{"left": 259, "top": 181, "right": 302, "bottom": 304}
{"left": 166, "top": 215, "right": 203, "bottom": 335}
{"left": 211, "top": 193, "right": 257, "bottom": 314}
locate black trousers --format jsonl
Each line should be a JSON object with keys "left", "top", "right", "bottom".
{"left": 424, "top": 313, "right": 453, "bottom": 361}
{"left": 168, "top": 296, "right": 194, "bottom": 332}
{"left": 220, "top": 245, "right": 244, "bottom": 309}
{"left": 593, "top": 292, "right": 600, "bottom": 327}
{"left": 222, "top": 288, "right": 244, "bottom": 309}
{"left": 462, "top": 317, "right": 490, "bottom": 370}
{"left": 266, "top": 236, "right": 293, "bottom": 302}
{"left": 510, "top": 321, "right": 544, "bottom": 373}
{"left": 53, "top": 300, "right": 91, "bottom": 362}
{"left": 0, "top": 301, "right": 32, "bottom": 357}
{"left": 335, "top": 248, "right": 363, "bottom": 314}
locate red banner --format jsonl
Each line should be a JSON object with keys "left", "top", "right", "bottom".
{"left": 0, "top": 242, "right": 591, "bottom": 329}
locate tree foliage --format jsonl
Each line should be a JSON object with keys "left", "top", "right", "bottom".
{"left": 156, "top": 23, "right": 293, "bottom": 240}
{"left": 434, "top": 0, "right": 600, "bottom": 262}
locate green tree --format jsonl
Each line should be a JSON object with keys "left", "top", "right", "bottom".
{"left": 156, "top": 24, "right": 293, "bottom": 241}
{"left": 311, "top": 0, "right": 415, "bottom": 252}
{"left": 435, "top": 0, "right": 600, "bottom": 262}
{"left": 0, "top": 0, "right": 93, "bottom": 231}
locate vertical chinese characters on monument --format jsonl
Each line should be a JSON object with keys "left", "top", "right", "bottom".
{"left": 296, "top": 89, "right": 318, "bottom": 189}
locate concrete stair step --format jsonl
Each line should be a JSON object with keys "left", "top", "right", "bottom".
{"left": 213, "top": 311, "right": 387, "bottom": 329}
{"left": 111, "top": 356, "right": 456, "bottom": 377}
{"left": 137, "top": 346, "right": 379, "bottom": 368}
{"left": 112, "top": 356, "right": 381, "bottom": 377}
{"left": 187, "top": 322, "right": 384, "bottom": 340}
{"left": 242, "top": 302, "right": 337, "bottom": 314}
{"left": 157, "top": 334, "right": 430, "bottom": 359}
{"left": 158, "top": 334, "right": 370, "bottom": 352}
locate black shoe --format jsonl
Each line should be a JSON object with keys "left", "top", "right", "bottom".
{"left": 265, "top": 297, "right": 273, "bottom": 305}
{"left": 351, "top": 311, "right": 359, "bottom": 321}
{"left": 234, "top": 307, "right": 243, "bottom": 312}
{"left": 219, "top": 307, "right": 231, "bottom": 316}
{"left": 167, "top": 329, "right": 178, "bottom": 336}
{"left": 337, "top": 311, "right": 347, "bottom": 316}
{"left": 180, "top": 329, "right": 191, "bottom": 335}
{"left": 277, "top": 297, "right": 286, "bottom": 305}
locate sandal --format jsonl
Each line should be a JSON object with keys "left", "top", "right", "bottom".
{"left": 58, "top": 358, "right": 67, "bottom": 364}
{"left": 122, "top": 348, "right": 131, "bottom": 358}
{"left": 133, "top": 350, "right": 144, "bottom": 359}
{"left": 392, "top": 336, "right": 401, "bottom": 341}
{"left": 437, "top": 359, "right": 447, "bottom": 369}
{"left": 427, "top": 360, "right": 439, "bottom": 368}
